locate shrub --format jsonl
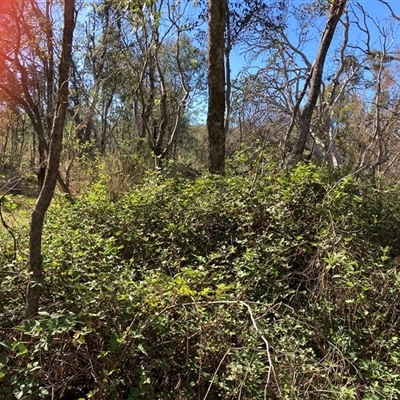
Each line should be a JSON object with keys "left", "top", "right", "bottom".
{"left": 1, "top": 163, "right": 400, "bottom": 398}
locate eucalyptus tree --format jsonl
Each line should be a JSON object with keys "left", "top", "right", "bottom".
{"left": 26, "top": 0, "right": 75, "bottom": 319}
{"left": 298, "top": 0, "right": 400, "bottom": 175}
{"left": 229, "top": 1, "right": 316, "bottom": 160}
{"left": 0, "top": 103, "right": 29, "bottom": 174}
{"left": 111, "top": 0, "right": 206, "bottom": 167}
{"left": 341, "top": 1, "right": 400, "bottom": 178}
{"left": 301, "top": 1, "right": 400, "bottom": 174}
{"left": 70, "top": 0, "right": 206, "bottom": 167}
{"left": 207, "top": 0, "right": 226, "bottom": 173}
{"left": 207, "top": 0, "right": 287, "bottom": 171}
{"left": 0, "top": 0, "right": 70, "bottom": 191}
{"left": 229, "top": 0, "right": 351, "bottom": 166}
{"left": 225, "top": 0, "right": 286, "bottom": 133}
{"left": 69, "top": 0, "right": 125, "bottom": 154}
{"left": 232, "top": 0, "right": 400, "bottom": 174}
{"left": 283, "top": 0, "right": 348, "bottom": 165}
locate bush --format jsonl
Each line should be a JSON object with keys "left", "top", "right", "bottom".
{"left": 1, "top": 163, "right": 400, "bottom": 399}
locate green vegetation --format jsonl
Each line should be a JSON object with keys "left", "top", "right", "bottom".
{"left": 2, "top": 1, "right": 400, "bottom": 397}
{"left": 1, "top": 157, "right": 400, "bottom": 399}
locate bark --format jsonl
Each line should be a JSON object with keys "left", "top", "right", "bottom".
{"left": 83, "top": 5, "right": 110, "bottom": 146}
{"left": 207, "top": 0, "right": 226, "bottom": 174}
{"left": 224, "top": 0, "right": 231, "bottom": 135}
{"left": 141, "top": 55, "right": 156, "bottom": 152}
{"left": 100, "top": 95, "right": 113, "bottom": 154}
{"left": 25, "top": 0, "right": 75, "bottom": 320}
{"left": 286, "top": 0, "right": 347, "bottom": 166}
{"left": 44, "top": 0, "right": 55, "bottom": 140}
{"left": 0, "top": 2, "right": 71, "bottom": 194}
{"left": 164, "top": 31, "right": 190, "bottom": 160}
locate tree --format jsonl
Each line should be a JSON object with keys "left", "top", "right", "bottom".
{"left": 71, "top": 1, "right": 114, "bottom": 147}
{"left": 0, "top": 0, "right": 71, "bottom": 193}
{"left": 286, "top": 0, "right": 347, "bottom": 165}
{"left": 68, "top": 0, "right": 206, "bottom": 168}
{"left": 227, "top": 0, "right": 394, "bottom": 173}
{"left": 207, "top": 0, "right": 226, "bottom": 174}
{"left": 25, "top": 0, "right": 75, "bottom": 319}
{"left": 125, "top": 0, "right": 206, "bottom": 168}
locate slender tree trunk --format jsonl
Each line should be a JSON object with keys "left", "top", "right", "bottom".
{"left": 45, "top": 0, "right": 55, "bottom": 140}
{"left": 100, "top": 95, "right": 113, "bottom": 154}
{"left": 286, "top": 0, "right": 347, "bottom": 166}
{"left": 83, "top": 7, "right": 110, "bottom": 147}
{"left": 207, "top": 0, "right": 226, "bottom": 174}
{"left": 224, "top": 0, "right": 231, "bottom": 135}
{"left": 25, "top": 0, "right": 75, "bottom": 320}
{"left": 37, "top": 141, "right": 47, "bottom": 190}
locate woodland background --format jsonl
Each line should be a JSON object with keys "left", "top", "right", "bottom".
{"left": 1, "top": 0, "right": 400, "bottom": 398}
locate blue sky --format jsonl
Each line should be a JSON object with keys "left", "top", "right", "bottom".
{"left": 228, "top": 0, "right": 400, "bottom": 79}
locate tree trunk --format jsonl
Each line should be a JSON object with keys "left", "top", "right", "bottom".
{"left": 224, "top": 0, "right": 231, "bottom": 136}
{"left": 207, "top": 0, "right": 226, "bottom": 174}
{"left": 25, "top": 0, "right": 75, "bottom": 320}
{"left": 286, "top": 0, "right": 347, "bottom": 166}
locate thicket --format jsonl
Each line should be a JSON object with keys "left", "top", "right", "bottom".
{"left": 1, "top": 157, "right": 400, "bottom": 399}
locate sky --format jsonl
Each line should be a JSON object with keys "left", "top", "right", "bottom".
{"left": 1, "top": 0, "right": 399, "bottom": 119}
{"left": 228, "top": 0, "right": 400, "bottom": 80}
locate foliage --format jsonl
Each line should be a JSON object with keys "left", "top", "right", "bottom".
{"left": 1, "top": 160, "right": 400, "bottom": 398}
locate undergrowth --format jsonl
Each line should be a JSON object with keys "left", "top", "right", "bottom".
{"left": 1, "top": 160, "right": 400, "bottom": 399}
